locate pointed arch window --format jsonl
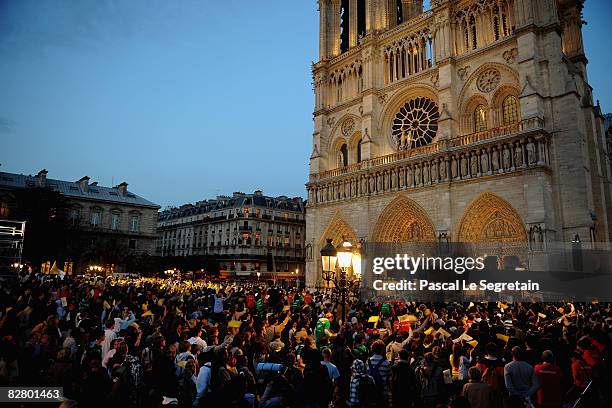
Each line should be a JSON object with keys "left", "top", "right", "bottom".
{"left": 339, "top": 143, "right": 348, "bottom": 167}
{"left": 474, "top": 105, "right": 488, "bottom": 132}
{"left": 356, "top": 139, "right": 362, "bottom": 163}
{"left": 470, "top": 15, "right": 477, "bottom": 50}
{"left": 502, "top": 96, "right": 519, "bottom": 125}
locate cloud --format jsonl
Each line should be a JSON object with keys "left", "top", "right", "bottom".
{"left": 0, "top": 117, "right": 15, "bottom": 133}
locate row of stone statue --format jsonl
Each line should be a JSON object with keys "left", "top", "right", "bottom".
{"left": 308, "top": 136, "right": 548, "bottom": 205}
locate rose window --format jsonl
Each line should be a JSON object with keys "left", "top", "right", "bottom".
{"left": 391, "top": 96, "right": 439, "bottom": 151}
{"left": 477, "top": 69, "right": 501, "bottom": 93}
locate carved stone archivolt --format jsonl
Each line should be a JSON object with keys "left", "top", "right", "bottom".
{"left": 456, "top": 192, "right": 527, "bottom": 243}
{"left": 477, "top": 68, "right": 501, "bottom": 93}
{"left": 372, "top": 196, "right": 436, "bottom": 243}
{"left": 317, "top": 214, "right": 358, "bottom": 249}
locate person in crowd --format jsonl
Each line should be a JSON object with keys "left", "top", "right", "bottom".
{"left": 321, "top": 347, "right": 340, "bottom": 384}
{"left": 504, "top": 346, "right": 539, "bottom": 408}
{"left": 462, "top": 366, "right": 493, "bottom": 408}
{"left": 391, "top": 349, "right": 416, "bottom": 408}
{"left": 0, "top": 272, "right": 610, "bottom": 408}
{"left": 416, "top": 351, "right": 444, "bottom": 408}
{"left": 366, "top": 339, "right": 392, "bottom": 408}
{"left": 534, "top": 350, "right": 563, "bottom": 408}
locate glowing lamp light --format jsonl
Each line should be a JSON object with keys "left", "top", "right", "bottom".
{"left": 320, "top": 238, "right": 337, "bottom": 272}
{"left": 336, "top": 238, "right": 353, "bottom": 269}
{"left": 352, "top": 251, "right": 362, "bottom": 279}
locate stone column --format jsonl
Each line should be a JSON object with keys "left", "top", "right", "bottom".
{"left": 319, "top": 0, "right": 329, "bottom": 60}
{"left": 401, "top": 0, "right": 410, "bottom": 21}
{"left": 388, "top": 0, "right": 397, "bottom": 28}
{"left": 331, "top": 0, "right": 342, "bottom": 57}
{"left": 366, "top": 0, "right": 375, "bottom": 34}
{"left": 349, "top": 0, "right": 358, "bottom": 48}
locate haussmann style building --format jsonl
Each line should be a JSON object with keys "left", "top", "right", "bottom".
{"left": 305, "top": 0, "right": 612, "bottom": 286}
{"left": 0, "top": 169, "right": 160, "bottom": 275}
{"left": 156, "top": 191, "right": 306, "bottom": 280}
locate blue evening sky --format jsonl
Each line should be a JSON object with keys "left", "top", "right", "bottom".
{"left": 1, "top": 0, "right": 611, "bottom": 208}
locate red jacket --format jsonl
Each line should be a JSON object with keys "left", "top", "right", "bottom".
{"left": 534, "top": 363, "right": 562, "bottom": 407}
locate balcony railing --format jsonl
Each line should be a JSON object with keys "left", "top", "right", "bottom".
{"left": 307, "top": 120, "right": 550, "bottom": 206}
{"left": 449, "top": 123, "right": 521, "bottom": 148}
{"left": 311, "top": 120, "right": 541, "bottom": 183}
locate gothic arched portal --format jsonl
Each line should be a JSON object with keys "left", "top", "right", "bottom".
{"left": 457, "top": 192, "right": 527, "bottom": 242}
{"left": 372, "top": 196, "right": 436, "bottom": 242}
{"left": 317, "top": 213, "right": 358, "bottom": 249}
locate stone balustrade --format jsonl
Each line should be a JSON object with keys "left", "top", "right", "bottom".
{"left": 307, "top": 123, "right": 550, "bottom": 207}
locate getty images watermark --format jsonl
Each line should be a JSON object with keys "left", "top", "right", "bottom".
{"left": 371, "top": 254, "right": 539, "bottom": 293}
{"left": 360, "top": 242, "right": 612, "bottom": 302}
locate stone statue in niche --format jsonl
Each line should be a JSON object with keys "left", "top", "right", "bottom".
{"left": 502, "top": 146, "right": 511, "bottom": 170}
{"left": 471, "top": 153, "right": 478, "bottom": 175}
{"left": 407, "top": 166, "right": 414, "bottom": 186}
{"left": 451, "top": 157, "right": 458, "bottom": 179}
{"left": 369, "top": 175, "right": 375, "bottom": 193}
{"left": 377, "top": 173, "right": 382, "bottom": 191}
{"left": 460, "top": 155, "right": 468, "bottom": 177}
{"left": 440, "top": 159, "right": 447, "bottom": 180}
{"left": 514, "top": 143, "right": 524, "bottom": 167}
{"left": 492, "top": 148, "right": 499, "bottom": 172}
{"left": 424, "top": 163, "right": 430, "bottom": 184}
{"left": 415, "top": 165, "right": 422, "bottom": 185}
{"left": 529, "top": 225, "right": 544, "bottom": 251}
{"left": 527, "top": 140, "right": 537, "bottom": 164}
{"left": 431, "top": 161, "right": 439, "bottom": 183}
{"left": 408, "top": 222, "right": 422, "bottom": 240}
{"left": 481, "top": 150, "right": 489, "bottom": 173}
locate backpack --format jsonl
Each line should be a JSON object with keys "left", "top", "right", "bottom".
{"left": 417, "top": 364, "right": 440, "bottom": 399}
{"left": 366, "top": 358, "right": 386, "bottom": 406}
{"left": 141, "top": 347, "right": 153, "bottom": 373}
{"left": 357, "top": 375, "right": 378, "bottom": 408}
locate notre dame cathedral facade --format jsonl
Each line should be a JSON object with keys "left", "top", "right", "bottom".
{"left": 304, "top": 0, "right": 612, "bottom": 287}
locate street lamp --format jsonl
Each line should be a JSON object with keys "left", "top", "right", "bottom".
{"left": 320, "top": 237, "right": 361, "bottom": 323}
{"left": 320, "top": 238, "right": 337, "bottom": 284}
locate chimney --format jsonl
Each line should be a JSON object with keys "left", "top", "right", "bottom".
{"left": 116, "top": 182, "right": 128, "bottom": 196}
{"left": 78, "top": 176, "right": 90, "bottom": 192}
{"left": 36, "top": 169, "right": 48, "bottom": 187}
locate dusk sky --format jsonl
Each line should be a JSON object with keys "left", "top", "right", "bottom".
{"left": 1, "top": 0, "right": 611, "bottom": 208}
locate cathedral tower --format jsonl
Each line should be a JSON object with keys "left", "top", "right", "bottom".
{"left": 306, "top": 0, "right": 612, "bottom": 287}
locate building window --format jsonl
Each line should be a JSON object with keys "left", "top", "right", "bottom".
{"left": 130, "top": 215, "right": 140, "bottom": 232}
{"left": 338, "top": 143, "right": 348, "bottom": 168}
{"left": 474, "top": 105, "right": 488, "bottom": 132}
{"left": 69, "top": 208, "right": 80, "bottom": 226}
{"left": 91, "top": 211, "right": 101, "bottom": 227}
{"left": 129, "top": 239, "right": 137, "bottom": 250}
{"left": 0, "top": 201, "right": 8, "bottom": 218}
{"left": 356, "top": 139, "right": 362, "bottom": 163}
{"left": 470, "top": 15, "right": 477, "bottom": 50}
{"left": 392, "top": 96, "right": 439, "bottom": 150}
{"left": 502, "top": 96, "right": 519, "bottom": 125}
{"left": 111, "top": 213, "right": 120, "bottom": 230}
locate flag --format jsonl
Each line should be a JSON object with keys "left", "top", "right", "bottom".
{"left": 50, "top": 261, "right": 62, "bottom": 275}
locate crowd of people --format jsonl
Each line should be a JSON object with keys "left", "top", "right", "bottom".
{"left": 0, "top": 272, "right": 610, "bottom": 408}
